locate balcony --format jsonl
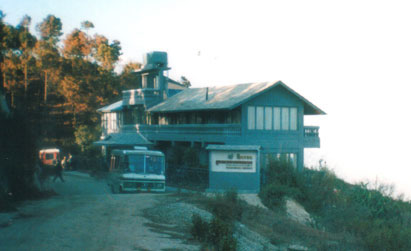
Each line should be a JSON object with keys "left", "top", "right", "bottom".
{"left": 304, "top": 126, "right": 320, "bottom": 148}
{"left": 122, "top": 124, "right": 242, "bottom": 143}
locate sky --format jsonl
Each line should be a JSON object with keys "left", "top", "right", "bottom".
{"left": 2, "top": 0, "right": 411, "bottom": 198}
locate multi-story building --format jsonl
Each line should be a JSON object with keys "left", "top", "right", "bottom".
{"left": 95, "top": 51, "right": 325, "bottom": 172}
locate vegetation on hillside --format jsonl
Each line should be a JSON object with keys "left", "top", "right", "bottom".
{"left": 0, "top": 10, "right": 141, "bottom": 207}
{"left": 260, "top": 159, "right": 411, "bottom": 250}
{"left": 191, "top": 191, "right": 242, "bottom": 250}
{"left": 0, "top": 10, "right": 141, "bottom": 150}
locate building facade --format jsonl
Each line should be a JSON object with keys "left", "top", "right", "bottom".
{"left": 95, "top": 51, "right": 325, "bottom": 173}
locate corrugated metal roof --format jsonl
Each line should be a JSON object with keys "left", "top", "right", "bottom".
{"left": 148, "top": 81, "right": 278, "bottom": 112}
{"left": 97, "top": 100, "right": 123, "bottom": 112}
{"left": 148, "top": 81, "right": 325, "bottom": 115}
{"left": 206, "top": 145, "right": 261, "bottom": 151}
{"left": 93, "top": 133, "right": 152, "bottom": 146}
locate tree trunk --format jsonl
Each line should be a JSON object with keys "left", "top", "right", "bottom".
{"left": 24, "top": 63, "right": 28, "bottom": 97}
{"left": 44, "top": 71, "right": 48, "bottom": 103}
{"left": 11, "top": 91, "right": 14, "bottom": 108}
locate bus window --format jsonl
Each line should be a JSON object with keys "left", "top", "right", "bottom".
{"left": 127, "top": 155, "right": 145, "bottom": 173}
{"left": 146, "top": 155, "right": 164, "bottom": 175}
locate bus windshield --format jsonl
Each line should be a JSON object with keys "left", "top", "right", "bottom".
{"left": 145, "top": 155, "right": 164, "bottom": 175}
{"left": 125, "top": 154, "right": 164, "bottom": 175}
{"left": 127, "top": 154, "right": 145, "bottom": 174}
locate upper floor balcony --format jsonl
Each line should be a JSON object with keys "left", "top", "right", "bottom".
{"left": 304, "top": 126, "right": 320, "bottom": 148}
{"left": 120, "top": 123, "right": 320, "bottom": 148}
{"left": 122, "top": 123, "right": 242, "bottom": 143}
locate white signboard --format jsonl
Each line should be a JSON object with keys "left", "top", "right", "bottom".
{"left": 210, "top": 151, "right": 256, "bottom": 173}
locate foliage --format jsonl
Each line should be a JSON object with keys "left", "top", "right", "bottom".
{"left": 207, "top": 190, "right": 243, "bottom": 222}
{"left": 260, "top": 183, "right": 301, "bottom": 208}
{"left": 259, "top": 159, "right": 302, "bottom": 207}
{"left": 74, "top": 124, "right": 101, "bottom": 154}
{"left": 191, "top": 213, "right": 209, "bottom": 242}
{"left": 1, "top": 11, "right": 131, "bottom": 148}
{"left": 0, "top": 110, "right": 41, "bottom": 210}
{"left": 259, "top": 159, "right": 411, "bottom": 250}
{"left": 191, "top": 190, "right": 240, "bottom": 250}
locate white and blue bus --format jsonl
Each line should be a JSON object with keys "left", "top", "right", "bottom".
{"left": 107, "top": 149, "right": 166, "bottom": 193}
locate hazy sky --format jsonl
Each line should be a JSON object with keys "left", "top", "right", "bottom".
{"left": 2, "top": 0, "right": 411, "bottom": 198}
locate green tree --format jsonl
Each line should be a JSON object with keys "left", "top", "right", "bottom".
{"left": 93, "top": 35, "right": 121, "bottom": 71}
{"left": 17, "top": 15, "right": 37, "bottom": 96}
{"left": 0, "top": 11, "right": 20, "bottom": 114}
{"left": 35, "top": 15, "right": 62, "bottom": 103}
{"left": 63, "top": 29, "right": 92, "bottom": 59}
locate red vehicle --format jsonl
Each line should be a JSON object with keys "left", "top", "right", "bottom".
{"left": 39, "top": 148, "right": 60, "bottom": 166}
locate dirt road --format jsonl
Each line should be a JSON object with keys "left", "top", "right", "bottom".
{"left": 0, "top": 172, "right": 198, "bottom": 251}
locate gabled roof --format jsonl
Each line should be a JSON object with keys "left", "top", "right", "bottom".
{"left": 148, "top": 81, "right": 325, "bottom": 115}
{"left": 97, "top": 100, "right": 123, "bottom": 112}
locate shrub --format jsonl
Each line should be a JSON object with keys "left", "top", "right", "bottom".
{"left": 264, "top": 159, "right": 299, "bottom": 187}
{"left": 191, "top": 214, "right": 237, "bottom": 251}
{"left": 74, "top": 124, "right": 101, "bottom": 154}
{"left": 192, "top": 190, "right": 240, "bottom": 250}
{"left": 208, "top": 216, "right": 237, "bottom": 251}
{"left": 259, "top": 183, "right": 301, "bottom": 208}
{"left": 191, "top": 213, "right": 209, "bottom": 242}
{"left": 207, "top": 190, "right": 243, "bottom": 222}
{"left": 298, "top": 167, "right": 340, "bottom": 213}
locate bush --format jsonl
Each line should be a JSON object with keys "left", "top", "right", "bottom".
{"left": 191, "top": 213, "right": 209, "bottom": 242}
{"left": 191, "top": 190, "right": 240, "bottom": 250}
{"left": 74, "top": 124, "right": 101, "bottom": 154}
{"left": 207, "top": 190, "right": 243, "bottom": 222}
{"left": 208, "top": 216, "right": 237, "bottom": 251}
{"left": 260, "top": 158, "right": 411, "bottom": 250}
{"left": 264, "top": 159, "right": 299, "bottom": 187}
{"left": 191, "top": 214, "right": 237, "bottom": 251}
{"left": 259, "top": 159, "right": 303, "bottom": 209}
{"left": 298, "top": 167, "right": 340, "bottom": 213}
{"left": 259, "top": 183, "right": 301, "bottom": 208}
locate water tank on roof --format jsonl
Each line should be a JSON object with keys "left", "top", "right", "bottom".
{"left": 143, "top": 51, "right": 168, "bottom": 68}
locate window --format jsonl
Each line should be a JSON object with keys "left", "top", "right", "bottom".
{"left": 256, "top": 106, "right": 264, "bottom": 130}
{"left": 248, "top": 106, "right": 255, "bottom": 129}
{"left": 282, "top": 107, "right": 289, "bottom": 130}
{"left": 248, "top": 106, "right": 298, "bottom": 131}
{"left": 290, "top": 108, "right": 297, "bottom": 130}
{"left": 45, "top": 153, "right": 54, "bottom": 160}
{"left": 274, "top": 107, "right": 281, "bottom": 130}
{"left": 265, "top": 107, "right": 272, "bottom": 130}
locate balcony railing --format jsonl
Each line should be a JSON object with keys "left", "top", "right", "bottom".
{"left": 304, "top": 126, "right": 320, "bottom": 148}
{"left": 122, "top": 123, "right": 242, "bottom": 142}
